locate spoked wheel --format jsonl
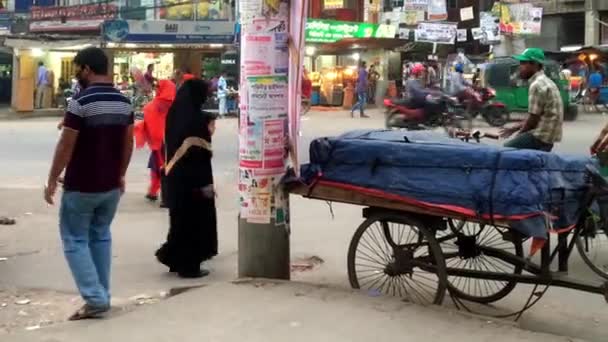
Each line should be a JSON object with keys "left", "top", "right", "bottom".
{"left": 347, "top": 213, "right": 447, "bottom": 305}
{"left": 438, "top": 219, "right": 523, "bottom": 304}
{"left": 576, "top": 216, "right": 608, "bottom": 279}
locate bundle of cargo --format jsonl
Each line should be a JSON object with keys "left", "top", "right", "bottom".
{"left": 295, "top": 130, "right": 592, "bottom": 238}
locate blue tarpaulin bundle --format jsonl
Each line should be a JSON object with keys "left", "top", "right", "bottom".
{"left": 300, "top": 130, "right": 592, "bottom": 238}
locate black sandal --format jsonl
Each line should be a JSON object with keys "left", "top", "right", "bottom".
{"left": 68, "top": 304, "right": 110, "bottom": 321}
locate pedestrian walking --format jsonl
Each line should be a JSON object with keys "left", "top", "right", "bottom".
{"left": 500, "top": 48, "right": 563, "bottom": 152}
{"left": 44, "top": 47, "right": 134, "bottom": 320}
{"left": 134, "top": 79, "right": 176, "bottom": 206}
{"left": 351, "top": 61, "right": 369, "bottom": 118}
{"left": 155, "top": 79, "right": 219, "bottom": 278}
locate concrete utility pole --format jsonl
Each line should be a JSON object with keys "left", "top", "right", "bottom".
{"left": 585, "top": 0, "right": 600, "bottom": 46}
{"left": 237, "top": 0, "right": 306, "bottom": 279}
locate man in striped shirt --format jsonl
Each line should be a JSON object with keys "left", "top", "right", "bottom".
{"left": 44, "top": 47, "right": 134, "bottom": 320}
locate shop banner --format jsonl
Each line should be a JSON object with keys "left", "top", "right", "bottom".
{"left": 404, "top": 0, "right": 428, "bottom": 11}
{"left": 479, "top": 12, "right": 501, "bottom": 44}
{"left": 102, "top": 20, "right": 235, "bottom": 43}
{"left": 30, "top": 3, "right": 117, "bottom": 32}
{"left": 305, "top": 19, "right": 395, "bottom": 43}
{"left": 415, "top": 22, "right": 457, "bottom": 45}
{"left": 499, "top": 3, "right": 543, "bottom": 36}
{"left": 427, "top": 0, "right": 447, "bottom": 21}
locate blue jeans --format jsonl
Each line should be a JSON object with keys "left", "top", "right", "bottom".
{"left": 351, "top": 91, "right": 367, "bottom": 115}
{"left": 60, "top": 189, "right": 121, "bottom": 308}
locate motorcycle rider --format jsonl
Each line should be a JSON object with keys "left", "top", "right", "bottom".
{"left": 404, "top": 63, "right": 443, "bottom": 121}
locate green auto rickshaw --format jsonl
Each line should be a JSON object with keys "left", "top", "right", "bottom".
{"left": 482, "top": 57, "right": 578, "bottom": 121}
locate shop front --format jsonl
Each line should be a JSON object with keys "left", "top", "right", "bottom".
{"left": 304, "top": 18, "right": 400, "bottom": 107}
{"left": 102, "top": 19, "right": 235, "bottom": 78}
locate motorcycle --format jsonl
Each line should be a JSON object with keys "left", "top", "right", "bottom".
{"left": 467, "top": 87, "right": 509, "bottom": 127}
{"left": 384, "top": 95, "right": 465, "bottom": 131}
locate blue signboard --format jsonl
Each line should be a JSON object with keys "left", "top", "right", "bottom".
{"left": 102, "top": 19, "right": 235, "bottom": 44}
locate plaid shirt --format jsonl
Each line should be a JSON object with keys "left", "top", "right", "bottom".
{"left": 528, "top": 71, "right": 563, "bottom": 144}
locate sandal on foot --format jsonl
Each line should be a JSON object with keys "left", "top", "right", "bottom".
{"left": 68, "top": 304, "right": 110, "bottom": 321}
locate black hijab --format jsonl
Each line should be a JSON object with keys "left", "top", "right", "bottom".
{"left": 165, "top": 79, "right": 216, "bottom": 161}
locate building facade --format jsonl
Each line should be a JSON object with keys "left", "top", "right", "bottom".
{"left": 2, "top": 0, "right": 237, "bottom": 111}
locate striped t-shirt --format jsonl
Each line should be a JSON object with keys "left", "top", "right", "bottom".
{"left": 63, "top": 83, "right": 134, "bottom": 193}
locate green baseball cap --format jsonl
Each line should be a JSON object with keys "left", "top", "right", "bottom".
{"left": 513, "top": 48, "right": 545, "bottom": 64}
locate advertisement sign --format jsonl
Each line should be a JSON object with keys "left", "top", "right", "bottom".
{"left": 102, "top": 20, "right": 235, "bottom": 43}
{"left": 499, "top": 3, "right": 543, "bottom": 35}
{"left": 30, "top": 3, "right": 117, "bottom": 32}
{"left": 324, "top": 0, "right": 343, "bottom": 9}
{"left": 415, "top": 22, "right": 457, "bottom": 45}
{"left": 404, "top": 0, "right": 428, "bottom": 11}
{"left": 480, "top": 11, "right": 501, "bottom": 44}
{"left": 305, "top": 19, "right": 397, "bottom": 43}
{"left": 427, "top": 0, "right": 447, "bottom": 21}
{"left": 404, "top": 11, "right": 425, "bottom": 26}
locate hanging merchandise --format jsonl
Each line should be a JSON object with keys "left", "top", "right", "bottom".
{"left": 415, "top": 22, "right": 457, "bottom": 45}
{"left": 427, "top": 0, "right": 447, "bottom": 21}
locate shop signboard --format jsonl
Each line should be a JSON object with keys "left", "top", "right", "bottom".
{"left": 415, "top": 22, "right": 457, "bottom": 45}
{"left": 404, "top": 0, "right": 428, "bottom": 11}
{"left": 29, "top": 2, "right": 118, "bottom": 32}
{"left": 479, "top": 11, "right": 501, "bottom": 44}
{"left": 102, "top": 20, "right": 235, "bottom": 44}
{"left": 305, "top": 19, "right": 396, "bottom": 43}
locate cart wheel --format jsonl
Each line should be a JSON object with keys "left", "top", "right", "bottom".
{"left": 438, "top": 220, "right": 523, "bottom": 304}
{"left": 347, "top": 213, "right": 447, "bottom": 305}
{"left": 576, "top": 216, "right": 608, "bottom": 280}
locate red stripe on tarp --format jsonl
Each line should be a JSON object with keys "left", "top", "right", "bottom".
{"left": 316, "top": 179, "right": 544, "bottom": 221}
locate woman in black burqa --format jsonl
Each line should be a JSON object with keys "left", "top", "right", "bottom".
{"left": 155, "top": 79, "right": 218, "bottom": 278}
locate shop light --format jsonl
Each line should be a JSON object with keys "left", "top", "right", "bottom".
{"left": 590, "top": 53, "right": 599, "bottom": 61}
{"left": 107, "top": 42, "right": 117, "bottom": 48}
{"left": 352, "top": 52, "right": 360, "bottom": 61}
{"left": 125, "top": 43, "right": 137, "bottom": 48}
{"left": 305, "top": 46, "right": 316, "bottom": 56}
{"left": 159, "top": 44, "right": 174, "bottom": 48}
{"left": 210, "top": 44, "right": 224, "bottom": 48}
{"left": 31, "top": 48, "right": 44, "bottom": 57}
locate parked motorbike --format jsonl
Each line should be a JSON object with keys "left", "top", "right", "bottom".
{"left": 384, "top": 95, "right": 464, "bottom": 131}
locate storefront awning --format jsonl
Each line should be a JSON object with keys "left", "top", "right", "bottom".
{"left": 313, "top": 38, "right": 414, "bottom": 55}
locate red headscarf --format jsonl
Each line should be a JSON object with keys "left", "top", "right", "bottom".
{"left": 134, "top": 79, "right": 176, "bottom": 150}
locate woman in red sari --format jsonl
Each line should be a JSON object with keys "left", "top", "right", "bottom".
{"left": 134, "top": 79, "right": 176, "bottom": 204}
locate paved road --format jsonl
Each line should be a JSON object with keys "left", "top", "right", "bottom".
{"left": 0, "top": 110, "right": 607, "bottom": 340}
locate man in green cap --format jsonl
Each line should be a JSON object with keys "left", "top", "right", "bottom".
{"left": 499, "top": 48, "right": 563, "bottom": 151}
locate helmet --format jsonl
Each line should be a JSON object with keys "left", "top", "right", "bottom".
{"left": 411, "top": 63, "right": 426, "bottom": 76}
{"left": 455, "top": 63, "right": 464, "bottom": 73}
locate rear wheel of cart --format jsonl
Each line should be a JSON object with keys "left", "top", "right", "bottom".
{"left": 347, "top": 213, "right": 447, "bottom": 305}
{"left": 438, "top": 220, "right": 523, "bottom": 304}
{"left": 576, "top": 215, "right": 608, "bottom": 280}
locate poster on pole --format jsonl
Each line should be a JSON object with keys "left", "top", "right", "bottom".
{"left": 427, "top": 0, "right": 447, "bottom": 21}
{"left": 241, "top": 33, "right": 288, "bottom": 76}
{"left": 415, "top": 22, "right": 457, "bottom": 45}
